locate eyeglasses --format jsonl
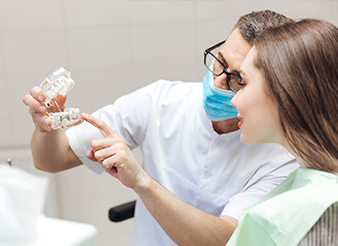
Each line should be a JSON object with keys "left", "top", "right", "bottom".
{"left": 204, "top": 40, "right": 243, "bottom": 93}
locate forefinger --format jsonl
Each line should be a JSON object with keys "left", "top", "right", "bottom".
{"left": 30, "top": 86, "right": 45, "bottom": 103}
{"left": 22, "top": 93, "right": 46, "bottom": 115}
{"left": 82, "top": 113, "right": 117, "bottom": 138}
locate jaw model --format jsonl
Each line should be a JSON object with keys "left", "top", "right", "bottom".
{"left": 40, "top": 67, "right": 83, "bottom": 130}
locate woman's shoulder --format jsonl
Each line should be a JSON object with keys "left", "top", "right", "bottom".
{"left": 298, "top": 202, "right": 338, "bottom": 246}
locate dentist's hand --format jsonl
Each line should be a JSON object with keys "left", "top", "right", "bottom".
{"left": 22, "top": 86, "right": 67, "bottom": 132}
{"left": 82, "top": 113, "right": 149, "bottom": 189}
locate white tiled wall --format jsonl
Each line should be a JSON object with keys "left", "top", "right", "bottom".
{"left": 0, "top": 0, "right": 336, "bottom": 245}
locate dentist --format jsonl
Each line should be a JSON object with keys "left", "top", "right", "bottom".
{"left": 23, "top": 10, "right": 298, "bottom": 246}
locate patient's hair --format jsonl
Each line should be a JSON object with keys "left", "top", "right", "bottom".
{"left": 254, "top": 19, "right": 338, "bottom": 173}
{"left": 233, "top": 10, "right": 294, "bottom": 45}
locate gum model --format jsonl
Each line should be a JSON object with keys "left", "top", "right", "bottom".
{"left": 40, "top": 67, "right": 83, "bottom": 130}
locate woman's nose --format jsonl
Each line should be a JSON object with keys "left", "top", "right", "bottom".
{"left": 231, "top": 93, "right": 238, "bottom": 109}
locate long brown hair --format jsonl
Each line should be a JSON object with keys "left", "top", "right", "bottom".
{"left": 254, "top": 19, "right": 338, "bottom": 173}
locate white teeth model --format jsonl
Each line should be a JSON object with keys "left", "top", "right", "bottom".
{"left": 49, "top": 108, "right": 83, "bottom": 130}
{"left": 40, "top": 67, "right": 75, "bottom": 108}
{"left": 40, "top": 67, "right": 83, "bottom": 130}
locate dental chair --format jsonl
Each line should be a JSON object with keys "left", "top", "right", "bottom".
{"left": 108, "top": 200, "right": 136, "bottom": 222}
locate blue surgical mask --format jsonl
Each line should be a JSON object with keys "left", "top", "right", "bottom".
{"left": 203, "top": 70, "right": 238, "bottom": 121}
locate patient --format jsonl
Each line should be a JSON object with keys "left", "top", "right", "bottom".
{"left": 228, "top": 18, "right": 338, "bottom": 245}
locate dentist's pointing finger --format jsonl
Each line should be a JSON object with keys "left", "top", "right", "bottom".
{"left": 81, "top": 113, "right": 116, "bottom": 138}
{"left": 81, "top": 113, "right": 148, "bottom": 189}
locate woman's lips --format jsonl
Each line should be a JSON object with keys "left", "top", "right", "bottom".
{"left": 237, "top": 116, "right": 243, "bottom": 128}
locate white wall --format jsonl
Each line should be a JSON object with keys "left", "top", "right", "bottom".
{"left": 0, "top": 0, "right": 336, "bottom": 245}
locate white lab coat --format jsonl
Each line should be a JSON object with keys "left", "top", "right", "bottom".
{"left": 66, "top": 80, "right": 298, "bottom": 246}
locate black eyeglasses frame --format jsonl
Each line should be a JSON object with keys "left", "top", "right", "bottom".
{"left": 204, "top": 40, "right": 242, "bottom": 93}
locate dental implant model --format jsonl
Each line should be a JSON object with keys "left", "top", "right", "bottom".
{"left": 40, "top": 67, "right": 83, "bottom": 130}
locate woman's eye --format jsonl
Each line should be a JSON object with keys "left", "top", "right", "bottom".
{"left": 238, "top": 81, "right": 246, "bottom": 87}
{"left": 236, "top": 81, "right": 246, "bottom": 92}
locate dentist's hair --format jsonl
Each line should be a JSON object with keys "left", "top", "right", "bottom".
{"left": 233, "top": 10, "right": 294, "bottom": 45}
{"left": 254, "top": 19, "right": 338, "bottom": 173}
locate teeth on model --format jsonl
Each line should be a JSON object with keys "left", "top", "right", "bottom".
{"left": 49, "top": 108, "right": 83, "bottom": 130}
{"left": 40, "top": 67, "right": 83, "bottom": 130}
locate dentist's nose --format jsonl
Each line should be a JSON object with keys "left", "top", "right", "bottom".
{"left": 213, "top": 74, "right": 230, "bottom": 90}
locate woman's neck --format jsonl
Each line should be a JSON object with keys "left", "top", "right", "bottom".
{"left": 283, "top": 143, "right": 307, "bottom": 168}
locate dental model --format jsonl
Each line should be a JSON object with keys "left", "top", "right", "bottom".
{"left": 40, "top": 67, "right": 83, "bottom": 130}
{"left": 49, "top": 108, "right": 83, "bottom": 130}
